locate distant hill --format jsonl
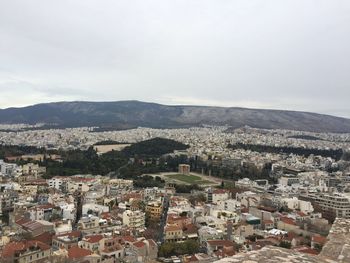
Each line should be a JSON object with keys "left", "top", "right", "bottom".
{"left": 0, "top": 100, "right": 350, "bottom": 133}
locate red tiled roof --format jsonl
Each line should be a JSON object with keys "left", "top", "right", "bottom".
{"left": 33, "top": 232, "right": 54, "bottom": 245}
{"left": 122, "top": 236, "right": 136, "bottom": 243}
{"left": 15, "top": 218, "right": 31, "bottom": 226}
{"left": 294, "top": 246, "right": 319, "bottom": 255}
{"left": 165, "top": 224, "right": 182, "bottom": 232}
{"left": 68, "top": 246, "right": 92, "bottom": 259}
{"left": 183, "top": 224, "right": 198, "bottom": 234}
{"left": 101, "top": 212, "right": 111, "bottom": 219}
{"left": 85, "top": 235, "right": 104, "bottom": 243}
{"left": 2, "top": 241, "right": 50, "bottom": 258}
{"left": 283, "top": 232, "right": 297, "bottom": 242}
{"left": 312, "top": 235, "right": 327, "bottom": 244}
{"left": 241, "top": 207, "right": 249, "bottom": 213}
{"left": 133, "top": 241, "right": 146, "bottom": 248}
{"left": 280, "top": 217, "right": 296, "bottom": 225}
{"left": 22, "top": 220, "right": 48, "bottom": 231}
{"left": 297, "top": 211, "right": 307, "bottom": 217}
{"left": 36, "top": 204, "right": 55, "bottom": 210}
{"left": 2, "top": 243, "right": 26, "bottom": 258}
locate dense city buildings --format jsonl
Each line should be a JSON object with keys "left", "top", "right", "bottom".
{"left": 0, "top": 124, "right": 350, "bottom": 262}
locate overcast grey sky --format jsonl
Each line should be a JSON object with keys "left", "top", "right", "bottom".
{"left": 0, "top": 0, "right": 350, "bottom": 117}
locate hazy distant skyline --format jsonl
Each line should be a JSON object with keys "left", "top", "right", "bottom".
{"left": 0, "top": 1, "right": 350, "bottom": 117}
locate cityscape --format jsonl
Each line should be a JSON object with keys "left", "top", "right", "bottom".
{"left": 0, "top": 122, "right": 350, "bottom": 262}
{"left": 1, "top": 1, "right": 350, "bottom": 262}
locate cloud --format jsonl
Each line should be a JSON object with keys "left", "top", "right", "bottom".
{"left": 0, "top": 0, "right": 349, "bottom": 117}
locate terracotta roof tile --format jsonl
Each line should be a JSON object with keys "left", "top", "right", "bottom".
{"left": 84, "top": 234, "right": 104, "bottom": 243}
{"left": 2, "top": 241, "right": 50, "bottom": 258}
{"left": 133, "top": 241, "right": 146, "bottom": 248}
{"left": 68, "top": 246, "right": 92, "bottom": 259}
{"left": 312, "top": 235, "right": 327, "bottom": 244}
{"left": 280, "top": 217, "right": 296, "bottom": 226}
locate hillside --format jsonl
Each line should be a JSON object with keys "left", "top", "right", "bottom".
{"left": 0, "top": 100, "right": 350, "bottom": 133}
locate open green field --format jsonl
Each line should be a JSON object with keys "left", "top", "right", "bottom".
{"left": 165, "top": 173, "right": 213, "bottom": 185}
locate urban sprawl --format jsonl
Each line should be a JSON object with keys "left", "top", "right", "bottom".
{"left": 0, "top": 125, "right": 350, "bottom": 262}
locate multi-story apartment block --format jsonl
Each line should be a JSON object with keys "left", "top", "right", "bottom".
{"left": 77, "top": 215, "right": 101, "bottom": 235}
{"left": 122, "top": 210, "right": 145, "bottom": 231}
{"left": 22, "top": 163, "right": 46, "bottom": 177}
{"left": 300, "top": 193, "right": 350, "bottom": 221}
{"left": 207, "top": 189, "right": 230, "bottom": 204}
{"left": 0, "top": 160, "right": 20, "bottom": 177}
{"left": 1, "top": 240, "right": 51, "bottom": 263}
{"left": 145, "top": 200, "right": 163, "bottom": 221}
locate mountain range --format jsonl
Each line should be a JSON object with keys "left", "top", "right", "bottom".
{"left": 0, "top": 100, "right": 350, "bottom": 133}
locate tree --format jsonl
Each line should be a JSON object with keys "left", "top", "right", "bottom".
{"left": 179, "top": 212, "right": 187, "bottom": 217}
{"left": 159, "top": 243, "right": 175, "bottom": 257}
{"left": 189, "top": 193, "right": 207, "bottom": 205}
{"left": 279, "top": 241, "right": 292, "bottom": 249}
{"left": 314, "top": 243, "right": 323, "bottom": 252}
{"left": 158, "top": 240, "right": 199, "bottom": 257}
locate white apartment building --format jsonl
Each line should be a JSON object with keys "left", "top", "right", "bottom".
{"left": 216, "top": 199, "right": 241, "bottom": 212}
{"left": 207, "top": 189, "right": 230, "bottom": 203}
{"left": 279, "top": 176, "right": 300, "bottom": 186}
{"left": 122, "top": 210, "right": 145, "bottom": 231}
{"left": 82, "top": 203, "right": 109, "bottom": 216}
{"left": 301, "top": 193, "right": 350, "bottom": 219}
{"left": 210, "top": 209, "right": 240, "bottom": 224}
{"left": 48, "top": 177, "right": 64, "bottom": 190}
{"left": 281, "top": 197, "right": 314, "bottom": 214}
{"left": 59, "top": 203, "right": 76, "bottom": 221}
{"left": 236, "top": 191, "right": 261, "bottom": 208}
{"left": 0, "top": 160, "right": 21, "bottom": 177}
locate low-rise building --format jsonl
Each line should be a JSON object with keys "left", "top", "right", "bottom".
{"left": 164, "top": 224, "right": 183, "bottom": 242}
{"left": 1, "top": 240, "right": 51, "bottom": 263}
{"left": 80, "top": 234, "right": 105, "bottom": 253}
{"left": 77, "top": 215, "right": 101, "bottom": 235}
{"left": 52, "top": 231, "right": 81, "bottom": 250}
{"left": 281, "top": 197, "right": 314, "bottom": 214}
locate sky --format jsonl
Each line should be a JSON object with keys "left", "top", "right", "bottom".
{"left": 0, "top": 0, "right": 350, "bottom": 117}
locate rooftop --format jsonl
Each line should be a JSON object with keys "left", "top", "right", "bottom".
{"left": 68, "top": 246, "right": 92, "bottom": 259}
{"left": 213, "top": 246, "right": 327, "bottom": 263}
{"left": 1, "top": 241, "right": 50, "bottom": 258}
